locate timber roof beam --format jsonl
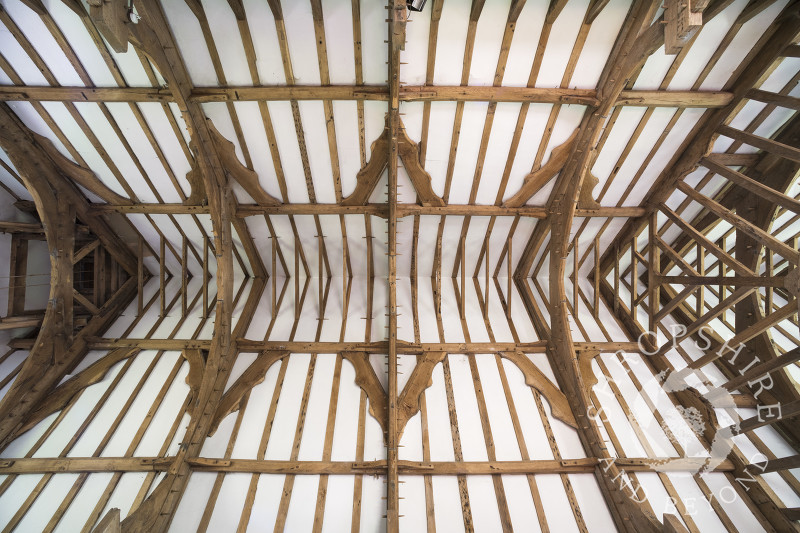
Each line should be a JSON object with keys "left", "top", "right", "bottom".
{"left": 0, "top": 84, "right": 736, "bottom": 107}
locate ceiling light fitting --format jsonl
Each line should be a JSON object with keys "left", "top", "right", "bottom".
{"left": 406, "top": 0, "right": 426, "bottom": 12}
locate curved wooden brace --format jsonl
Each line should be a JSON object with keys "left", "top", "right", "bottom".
{"left": 181, "top": 348, "right": 206, "bottom": 401}
{"left": 500, "top": 351, "right": 577, "bottom": 428}
{"left": 207, "top": 350, "right": 288, "bottom": 436}
{"left": 19, "top": 348, "right": 139, "bottom": 434}
{"left": 183, "top": 166, "right": 206, "bottom": 206}
{"left": 342, "top": 118, "right": 446, "bottom": 207}
{"left": 36, "top": 133, "right": 129, "bottom": 205}
{"left": 578, "top": 349, "right": 600, "bottom": 392}
{"left": 396, "top": 351, "right": 446, "bottom": 437}
{"left": 504, "top": 128, "right": 578, "bottom": 208}
{"left": 206, "top": 120, "right": 281, "bottom": 206}
{"left": 342, "top": 129, "right": 389, "bottom": 206}
{"left": 529, "top": 7, "right": 668, "bottom": 531}
{"left": 397, "top": 127, "right": 445, "bottom": 207}
{"left": 342, "top": 351, "right": 388, "bottom": 435}
{"left": 0, "top": 103, "right": 138, "bottom": 449}
{"left": 118, "top": 3, "right": 242, "bottom": 531}
{"left": 578, "top": 172, "right": 601, "bottom": 209}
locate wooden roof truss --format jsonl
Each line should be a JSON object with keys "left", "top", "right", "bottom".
{"left": 0, "top": 0, "right": 798, "bottom": 531}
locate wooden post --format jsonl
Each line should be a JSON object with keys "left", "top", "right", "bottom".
{"left": 6, "top": 236, "right": 27, "bottom": 317}
{"left": 594, "top": 235, "right": 600, "bottom": 318}
{"left": 484, "top": 236, "right": 489, "bottom": 320}
{"left": 295, "top": 236, "right": 300, "bottom": 320}
{"left": 181, "top": 236, "right": 187, "bottom": 317}
{"left": 203, "top": 234, "right": 209, "bottom": 318}
{"left": 159, "top": 235, "right": 165, "bottom": 317}
{"left": 271, "top": 235, "right": 277, "bottom": 317}
{"left": 318, "top": 234, "right": 324, "bottom": 321}
{"left": 574, "top": 236, "right": 579, "bottom": 317}
{"left": 137, "top": 236, "right": 143, "bottom": 316}
{"left": 386, "top": 2, "right": 404, "bottom": 530}
{"left": 648, "top": 214, "right": 658, "bottom": 339}
{"left": 696, "top": 241, "right": 704, "bottom": 316}
{"left": 719, "top": 236, "right": 726, "bottom": 303}
{"left": 507, "top": 237, "right": 512, "bottom": 318}
{"left": 630, "top": 237, "right": 636, "bottom": 316}
{"left": 342, "top": 233, "right": 347, "bottom": 316}
{"left": 614, "top": 242, "right": 620, "bottom": 314}
{"left": 460, "top": 235, "right": 465, "bottom": 319}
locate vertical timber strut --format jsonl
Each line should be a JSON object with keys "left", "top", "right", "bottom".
{"left": 525, "top": 2, "right": 665, "bottom": 531}
{"left": 386, "top": 1, "right": 405, "bottom": 531}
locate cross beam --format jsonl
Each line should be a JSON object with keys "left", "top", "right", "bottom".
{"left": 0, "top": 84, "right": 734, "bottom": 107}
{"left": 0, "top": 103, "right": 138, "bottom": 449}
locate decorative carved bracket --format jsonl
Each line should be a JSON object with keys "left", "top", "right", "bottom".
{"left": 343, "top": 349, "right": 577, "bottom": 440}
{"left": 342, "top": 351, "right": 388, "bottom": 434}
{"left": 577, "top": 173, "right": 601, "bottom": 210}
{"left": 504, "top": 128, "right": 579, "bottom": 208}
{"left": 180, "top": 348, "right": 207, "bottom": 403}
{"left": 500, "top": 351, "right": 577, "bottom": 428}
{"left": 396, "top": 351, "right": 447, "bottom": 437}
{"left": 342, "top": 117, "right": 444, "bottom": 207}
{"left": 183, "top": 121, "right": 281, "bottom": 207}
{"left": 19, "top": 348, "right": 140, "bottom": 434}
{"left": 206, "top": 120, "right": 281, "bottom": 206}
{"left": 36, "top": 133, "right": 128, "bottom": 205}
{"left": 208, "top": 350, "right": 289, "bottom": 436}
{"left": 577, "top": 349, "right": 600, "bottom": 392}
{"left": 344, "top": 351, "right": 448, "bottom": 441}
{"left": 183, "top": 167, "right": 206, "bottom": 206}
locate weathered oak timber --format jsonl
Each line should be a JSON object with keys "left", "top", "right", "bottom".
{"left": 341, "top": 351, "right": 389, "bottom": 436}
{"left": 0, "top": 84, "right": 735, "bottom": 107}
{"left": 651, "top": 115, "right": 800, "bottom": 447}
{"left": 386, "top": 3, "right": 403, "bottom": 528}
{"left": 601, "top": 8, "right": 800, "bottom": 274}
{"left": 0, "top": 220, "right": 45, "bottom": 234}
{"left": 702, "top": 154, "right": 800, "bottom": 214}
{"left": 504, "top": 128, "right": 578, "bottom": 207}
{"left": 25, "top": 337, "right": 638, "bottom": 354}
{"left": 499, "top": 351, "right": 577, "bottom": 428}
{"left": 90, "top": 203, "right": 645, "bottom": 219}
{"left": 0, "top": 456, "right": 734, "bottom": 475}
{"left": 0, "top": 278, "right": 137, "bottom": 451}
{"left": 0, "top": 103, "right": 141, "bottom": 450}
{"left": 108, "top": 1, "right": 240, "bottom": 530}
{"left": 0, "top": 314, "right": 43, "bottom": 330}
{"left": 90, "top": 202, "right": 647, "bottom": 218}
{"left": 17, "top": 348, "right": 140, "bottom": 434}
{"left": 532, "top": 3, "right": 667, "bottom": 531}
{"left": 396, "top": 351, "right": 447, "bottom": 437}
{"left": 342, "top": 116, "right": 444, "bottom": 207}
{"left": 718, "top": 123, "right": 800, "bottom": 163}
{"left": 0, "top": 105, "right": 138, "bottom": 274}
{"left": 208, "top": 350, "right": 289, "bottom": 436}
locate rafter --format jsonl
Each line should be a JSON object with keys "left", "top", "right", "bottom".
{"left": 529, "top": 2, "right": 668, "bottom": 530}
{"left": 602, "top": 8, "right": 800, "bottom": 273}
{"left": 85, "top": 1, "right": 241, "bottom": 529}
{"left": 0, "top": 103, "right": 140, "bottom": 449}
